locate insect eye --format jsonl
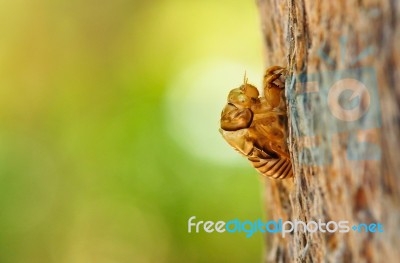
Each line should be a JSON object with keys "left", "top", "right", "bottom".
{"left": 241, "top": 84, "right": 259, "bottom": 99}
{"left": 238, "top": 94, "right": 248, "bottom": 103}
{"left": 228, "top": 89, "right": 243, "bottom": 102}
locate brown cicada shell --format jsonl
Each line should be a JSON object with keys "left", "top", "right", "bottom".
{"left": 219, "top": 66, "right": 293, "bottom": 179}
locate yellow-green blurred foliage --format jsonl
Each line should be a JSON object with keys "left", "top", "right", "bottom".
{"left": 0, "top": 0, "right": 266, "bottom": 262}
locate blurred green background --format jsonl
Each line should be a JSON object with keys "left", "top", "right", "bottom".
{"left": 0, "top": 0, "right": 267, "bottom": 262}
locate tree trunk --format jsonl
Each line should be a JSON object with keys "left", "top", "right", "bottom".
{"left": 257, "top": 0, "right": 400, "bottom": 262}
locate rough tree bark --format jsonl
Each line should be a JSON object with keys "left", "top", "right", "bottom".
{"left": 257, "top": 0, "right": 400, "bottom": 262}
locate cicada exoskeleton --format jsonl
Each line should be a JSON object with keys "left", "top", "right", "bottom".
{"left": 219, "top": 66, "right": 293, "bottom": 179}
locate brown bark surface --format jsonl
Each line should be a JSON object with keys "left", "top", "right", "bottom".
{"left": 257, "top": 0, "right": 400, "bottom": 262}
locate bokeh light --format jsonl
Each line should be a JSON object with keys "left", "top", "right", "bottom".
{"left": 0, "top": 0, "right": 266, "bottom": 262}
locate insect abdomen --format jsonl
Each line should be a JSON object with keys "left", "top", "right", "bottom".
{"left": 248, "top": 155, "right": 293, "bottom": 179}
